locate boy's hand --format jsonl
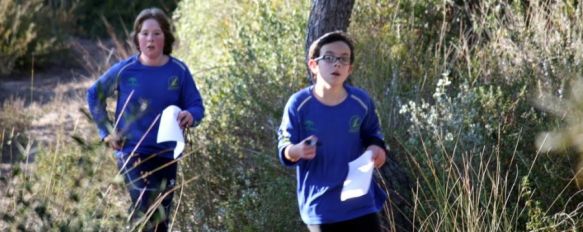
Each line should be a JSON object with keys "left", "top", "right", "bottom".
{"left": 367, "top": 145, "right": 386, "bottom": 168}
{"left": 285, "top": 136, "right": 318, "bottom": 162}
{"left": 104, "top": 133, "right": 123, "bottom": 150}
{"left": 177, "top": 110, "right": 193, "bottom": 129}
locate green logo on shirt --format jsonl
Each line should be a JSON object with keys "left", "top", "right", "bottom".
{"left": 349, "top": 116, "right": 361, "bottom": 133}
{"left": 127, "top": 77, "right": 138, "bottom": 87}
{"left": 168, "top": 76, "right": 179, "bottom": 90}
{"left": 304, "top": 120, "right": 317, "bottom": 132}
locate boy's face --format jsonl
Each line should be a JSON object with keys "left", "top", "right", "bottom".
{"left": 138, "top": 18, "right": 165, "bottom": 59}
{"left": 310, "top": 41, "right": 353, "bottom": 88}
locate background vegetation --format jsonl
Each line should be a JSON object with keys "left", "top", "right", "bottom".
{"left": 2, "top": 0, "right": 583, "bottom": 231}
{"left": 0, "top": 0, "right": 178, "bottom": 76}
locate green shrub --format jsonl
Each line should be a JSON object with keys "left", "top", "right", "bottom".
{"left": 0, "top": 0, "right": 179, "bottom": 75}
{"left": 174, "top": 0, "right": 309, "bottom": 230}
{"left": 71, "top": 0, "right": 178, "bottom": 38}
{"left": 0, "top": 139, "right": 127, "bottom": 230}
{"left": 0, "top": 0, "right": 44, "bottom": 75}
{"left": 350, "top": 0, "right": 583, "bottom": 230}
{"left": 0, "top": 98, "right": 32, "bottom": 162}
{"left": 0, "top": 0, "right": 78, "bottom": 75}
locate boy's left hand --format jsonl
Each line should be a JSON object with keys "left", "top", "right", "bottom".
{"left": 367, "top": 145, "right": 386, "bottom": 168}
{"left": 177, "top": 110, "right": 193, "bottom": 129}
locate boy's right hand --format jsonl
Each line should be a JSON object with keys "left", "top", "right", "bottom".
{"left": 103, "top": 133, "right": 123, "bottom": 150}
{"left": 285, "top": 136, "right": 318, "bottom": 162}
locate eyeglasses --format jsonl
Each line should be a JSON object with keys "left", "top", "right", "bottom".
{"left": 315, "top": 55, "right": 351, "bottom": 65}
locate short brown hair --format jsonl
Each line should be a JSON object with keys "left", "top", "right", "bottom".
{"left": 308, "top": 31, "right": 355, "bottom": 64}
{"left": 131, "top": 7, "right": 175, "bottom": 55}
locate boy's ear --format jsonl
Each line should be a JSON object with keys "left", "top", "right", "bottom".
{"left": 308, "top": 59, "right": 318, "bottom": 76}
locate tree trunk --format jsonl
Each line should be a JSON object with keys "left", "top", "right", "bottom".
{"left": 304, "top": 0, "right": 355, "bottom": 81}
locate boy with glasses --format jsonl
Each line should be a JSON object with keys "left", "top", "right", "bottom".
{"left": 277, "top": 31, "right": 388, "bottom": 231}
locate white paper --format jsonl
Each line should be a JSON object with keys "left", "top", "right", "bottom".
{"left": 156, "top": 105, "right": 184, "bottom": 159}
{"left": 340, "top": 150, "right": 374, "bottom": 201}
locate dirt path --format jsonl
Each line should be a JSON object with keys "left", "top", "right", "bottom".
{"left": 1, "top": 68, "right": 93, "bottom": 141}
{"left": 0, "top": 38, "right": 118, "bottom": 156}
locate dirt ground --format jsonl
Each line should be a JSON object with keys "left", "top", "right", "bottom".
{"left": 0, "top": 38, "right": 120, "bottom": 161}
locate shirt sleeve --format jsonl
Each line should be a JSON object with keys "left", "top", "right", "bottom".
{"left": 180, "top": 69, "right": 205, "bottom": 127}
{"left": 86, "top": 64, "right": 119, "bottom": 140}
{"left": 360, "top": 96, "right": 388, "bottom": 152}
{"left": 277, "top": 97, "right": 300, "bottom": 167}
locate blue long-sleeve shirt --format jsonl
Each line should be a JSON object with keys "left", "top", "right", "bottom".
{"left": 87, "top": 55, "right": 204, "bottom": 158}
{"left": 277, "top": 84, "right": 387, "bottom": 224}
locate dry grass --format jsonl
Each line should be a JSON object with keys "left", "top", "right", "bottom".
{"left": 0, "top": 36, "right": 130, "bottom": 230}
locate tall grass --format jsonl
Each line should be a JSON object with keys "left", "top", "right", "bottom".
{"left": 399, "top": 133, "right": 582, "bottom": 231}
{"left": 351, "top": 0, "right": 583, "bottom": 231}
{"left": 0, "top": 13, "right": 131, "bottom": 229}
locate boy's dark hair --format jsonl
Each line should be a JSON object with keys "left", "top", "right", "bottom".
{"left": 131, "top": 7, "right": 176, "bottom": 55}
{"left": 308, "top": 31, "right": 355, "bottom": 64}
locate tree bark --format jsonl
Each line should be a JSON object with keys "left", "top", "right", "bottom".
{"left": 305, "top": 0, "right": 355, "bottom": 80}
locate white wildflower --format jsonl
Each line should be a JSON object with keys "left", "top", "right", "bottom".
{"left": 446, "top": 132, "right": 454, "bottom": 141}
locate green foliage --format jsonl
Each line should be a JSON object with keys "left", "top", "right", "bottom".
{"left": 0, "top": 98, "right": 31, "bottom": 135}
{"left": 0, "top": 0, "right": 108, "bottom": 75}
{"left": 351, "top": 0, "right": 583, "bottom": 230}
{"left": 174, "top": 0, "right": 309, "bottom": 230}
{"left": 0, "top": 0, "right": 38, "bottom": 75}
{"left": 0, "top": 0, "right": 67, "bottom": 75}
{"left": 0, "top": 99, "right": 32, "bottom": 163}
{"left": 398, "top": 74, "right": 512, "bottom": 154}
{"left": 0, "top": 0, "right": 178, "bottom": 75}
{"left": 170, "top": 0, "right": 583, "bottom": 230}
{"left": 521, "top": 176, "right": 582, "bottom": 231}
{"left": 70, "top": 0, "right": 178, "bottom": 38}
{"left": 0, "top": 140, "right": 127, "bottom": 230}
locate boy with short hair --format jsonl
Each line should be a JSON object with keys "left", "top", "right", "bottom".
{"left": 277, "top": 31, "right": 388, "bottom": 231}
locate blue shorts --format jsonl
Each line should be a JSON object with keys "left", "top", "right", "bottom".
{"left": 116, "top": 152, "right": 177, "bottom": 230}
{"left": 307, "top": 213, "right": 381, "bottom": 232}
